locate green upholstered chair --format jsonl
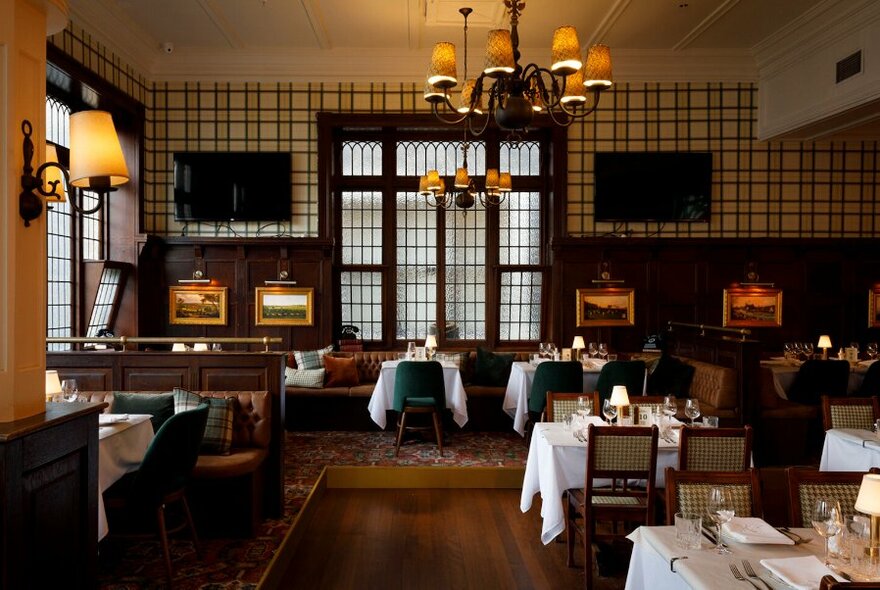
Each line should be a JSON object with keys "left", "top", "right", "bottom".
{"left": 595, "top": 360, "right": 647, "bottom": 404}
{"left": 787, "top": 359, "right": 850, "bottom": 404}
{"left": 858, "top": 361, "right": 880, "bottom": 397}
{"left": 393, "top": 361, "right": 446, "bottom": 457}
{"left": 104, "top": 404, "right": 209, "bottom": 587}
{"left": 527, "top": 361, "right": 584, "bottom": 417}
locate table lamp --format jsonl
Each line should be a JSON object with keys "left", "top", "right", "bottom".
{"left": 172, "top": 343, "right": 187, "bottom": 352}
{"left": 572, "top": 336, "right": 585, "bottom": 362}
{"left": 855, "top": 473, "right": 880, "bottom": 558}
{"left": 424, "top": 334, "right": 438, "bottom": 360}
{"left": 193, "top": 343, "right": 209, "bottom": 351}
{"left": 817, "top": 335, "right": 832, "bottom": 360}
{"left": 609, "top": 385, "right": 630, "bottom": 426}
{"left": 45, "top": 370, "right": 63, "bottom": 403}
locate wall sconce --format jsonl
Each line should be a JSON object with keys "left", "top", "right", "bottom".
{"left": 178, "top": 269, "right": 211, "bottom": 284}
{"left": 19, "top": 111, "right": 129, "bottom": 227}
{"left": 592, "top": 260, "right": 625, "bottom": 284}
{"left": 264, "top": 270, "right": 298, "bottom": 286}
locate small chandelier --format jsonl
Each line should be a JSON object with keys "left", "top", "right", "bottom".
{"left": 418, "top": 139, "right": 512, "bottom": 211}
{"left": 423, "top": 2, "right": 612, "bottom": 136}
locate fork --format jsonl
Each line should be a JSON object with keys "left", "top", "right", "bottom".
{"left": 742, "top": 560, "right": 772, "bottom": 590}
{"left": 729, "top": 563, "right": 762, "bottom": 589}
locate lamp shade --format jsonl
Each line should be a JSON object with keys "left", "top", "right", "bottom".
{"left": 427, "top": 42, "right": 457, "bottom": 88}
{"left": 44, "top": 143, "right": 66, "bottom": 202}
{"left": 193, "top": 343, "right": 209, "bottom": 351}
{"left": 584, "top": 44, "right": 613, "bottom": 89}
{"left": 551, "top": 25, "right": 581, "bottom": 75}
{"left": 69, "top": 110, "right": 129, "bottom": 188}
{"left": 172, "top": 343, "right": 187, "bottom": 352}
{"left": 572, "top": 336, "right": 586, "bottom": 350}
{"left": 560, "top": 68, "right": 586, "bottom": 104}
{"left": 418, "top": 175, "right": 432, "bottom": 196}
{"left": 484, "top": 29, "right": 515, "bottom": 76}
{"left": 817, "top": 335, "right": 833, "bottom": 349}
{"left": 424, "top": 335, "right": 438, "bottom": 349}
{"left": 426, "top": 169, "right": 442, "bottom": 191}
{"left": 485, "top": 168, "right": 500, "bottom": 190}
{"left": 856, "top": 474, "right": 880, "bottom": 516}
{"left": 45, "top": 370, "right": 63, "bottom": 397}
{"left": 423, "top": 80, "right": 446, "bottom": 104}
{"left": 498, "top": 172, "right": 512, "bottom": 192}
{"left": 609, "top": 385, "right": 630, "bottom": 407}
{"left": 459, "top": 79, "right": 483, "bottom": 114}
{"left": 454, "top": 167, "right": 470, "bottom": 189}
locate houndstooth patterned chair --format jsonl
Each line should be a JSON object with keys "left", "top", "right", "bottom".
{"left": 678, "top": 425, "right": 753, "bottom": 471}
{"left": 566, "top": 425, "right": 659, "bottom": 590}
{"left": 544, "top": 391, "right": 600, "bottom": 423}
{"left": 821, "top": 395, "right": 880, "bottom": 432}
{"left": 664, "top": 468, "right": 763, "bottom": 524}
{"left": 786, "top": 467, "right": 867, "bottom": 528}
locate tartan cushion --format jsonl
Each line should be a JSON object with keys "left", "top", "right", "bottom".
{"left": 172, "top": 388, "right": 235, "bottom": 455}
{"left": 285, "top": 367, "right": 326, "bottom": 388}
{"left": 292, "top": 344, "right": 334, "bottom": 370}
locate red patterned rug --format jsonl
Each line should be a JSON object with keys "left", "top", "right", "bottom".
{"left": 98, "top": 430, "right": 527, "bottom": 589}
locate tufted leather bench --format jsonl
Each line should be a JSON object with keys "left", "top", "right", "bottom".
{"left": 674, "top": 356, "right": 739, "bottom": 422}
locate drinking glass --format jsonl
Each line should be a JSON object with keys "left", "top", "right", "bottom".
{"left": 812, "top": 499, "right": 842, "bottom": 566}
{"left": 577, "top": 395, "right": 592, "bottom": 416}
{"left": 547, "top": 343, "right": 558, "bottom": 359}
{"left": 706, "top": 486, "right": 734, "bottom": 554}
{"left": 867, "top": 342, "right": 878, "bottom": 360}
{"left": 684, "top": 398, "right": 701, "bottom": 426}
{"left": 662, "top": 396, "right": 677, "bottom": 418}
{"left": 406, "top": 341, "right": 416, "bottom": 360}
{"left": 601, "top": 399, "right": 617, "bottom": 425}
{"left": 783, "top": 342, "right": 793, "bottom": 360}
{"left": 61, "top": 379, "right": 78, "bottom": 402}
{"left": 587, "top": 342, "right": 598, "bottom": 358}
{"left": 597, "top": 343, "right": 608, "bottom": 360}
{"left": 212, "top": 343, "right": 223, "bottom": 351}
{"left": 539, "top": 342, "right": 548, "bottom": 359}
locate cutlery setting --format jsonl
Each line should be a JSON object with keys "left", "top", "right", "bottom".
{"left": 775, "top": 527, "right": 811, "bottom": 545}
{"left": 730, "top": 561, "right": 772, "bottom": 590}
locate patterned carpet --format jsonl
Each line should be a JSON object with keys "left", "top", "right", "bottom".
{"left": 97, "top": 429, "right": 528, "bottom": 589}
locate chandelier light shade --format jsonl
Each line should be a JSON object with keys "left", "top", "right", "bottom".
{"left": 454, "top": 167, "right": 470, "bottom": 189}
{"left": 425, "top": 2, "right": 612, "bottom": 135}
{"left": 499, "top": 172, "right": 512, "bottom": 192}
{"left": 485, "top": 168, "right": 500, "bottom": 190}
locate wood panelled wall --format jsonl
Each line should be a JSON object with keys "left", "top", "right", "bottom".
{"left": 138, "top": 236, "right": 880, "bottom": 357}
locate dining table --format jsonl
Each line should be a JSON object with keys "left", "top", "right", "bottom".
{"left": 98, "top": 413, "right": 154, "bottom": 540}
{"left": 520, "top": 420, "right": 679, "bottom": 545}
{"left": 625, "top": 524, "right": 845, "bottom": 590}
{"left": 367, "top": 360, "right": 468, "bottom": 429}
{"left": 820, "top": 428, "right": 880, "bottom": 472}
{"left": 503, "top": 360, "right": 608, "bottom": 436}
{"left": 760, "top": 359, "right": 870, "bottom": 400}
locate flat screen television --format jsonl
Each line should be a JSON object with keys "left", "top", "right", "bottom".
{"left": 173, "top": 152, "right": 291, "bottom": 222}
{"left": 593, "top": 151, "right": 712, "bottom": 222}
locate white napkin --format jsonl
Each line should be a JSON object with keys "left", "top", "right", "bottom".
{"left": 99, "top": 413, "right": 129, "bottom": 424}
{"left": 759, "top": 556, "right": 843, "bottom": 590}
{"left": 722, "top": 517, "right": 794, "bottom": 545}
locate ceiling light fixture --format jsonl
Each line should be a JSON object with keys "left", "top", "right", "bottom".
{"left": 423, "top": 2, "right": 612, "bottom": 137}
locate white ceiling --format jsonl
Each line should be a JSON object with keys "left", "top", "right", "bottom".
{"left": 69, "top": 0, "right": 832, "bottom": 83}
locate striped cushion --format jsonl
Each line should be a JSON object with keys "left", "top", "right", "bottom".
{"left": 292, "top": 344, "right": 334, "bottom": 370}
{"left": 285, "top": 367, "right": 326, "bottom": 388}
{"left": 172, "top": 388, "right": 235, "bottom": 455}
{"left": 830, "top": 405, "right": 874, "bottom": 430}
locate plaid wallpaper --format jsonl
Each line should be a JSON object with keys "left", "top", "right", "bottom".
{"left": 52, "top": 25, "right": 879, "bottom": 240}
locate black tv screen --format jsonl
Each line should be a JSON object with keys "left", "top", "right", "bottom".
{"left": 173, "top": 152, "right": 291, "bottom": 222}
{"left": 593, "top": 151, "right": 712, "bottom": 222}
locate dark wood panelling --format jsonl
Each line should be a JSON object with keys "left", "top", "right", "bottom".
{"left": 58, "top": 368, "right": 113, "bottom": 391}
{"left": 123, "top": 368, "right": 187, "bottom": 390}
{"left": 201, "top": 367, "right": 267, "bottom": 391}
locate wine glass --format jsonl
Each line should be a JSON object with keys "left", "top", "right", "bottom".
{"left": 804, "top": 342, "right": 815, "bottom": 360}
{"left": 602, "top": 398, "right": 617, "bottom": 425}
{"left": 597, "top": 343, "right": 609, "bottom": 360}
{"left": 812, "top": 499, "right": 842, "bottom": 566}
{"left": 587, "top": 342, "right": 598, "bottom": 358}
{"left": 61, "top": 379, "right": 78, "bottom": 402}
{"left": 539, "top": 342, "right": 548, "bottom": 359}
{"left": 684, "top": 398, "right": 701, "bottom": 426}
{"left": 577, "top": 395, "right": 592, "bottom": 416}
{"left": 868, "top": 342, "right": 878, "bottom": 360}
{"left": 548, "top": 343, "right": 558, "bottom": 359}
{"left": 783, "top": 342, "right": 793, "bottom": 360}
{"left": 662, "top": 396, "right": 677, "bottom": 419}
{"left": 706, "top": 486, "right": 734, "bottom": 554}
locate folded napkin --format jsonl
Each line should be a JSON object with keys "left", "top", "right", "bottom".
{"left": 722, "top": 517, "right": 794, "bottom": 545}
{"left": 759, "top": 556, "right": 843, "bottom": 590}
{"left": 99, "top": 413, "right": 129, "bottom": 425}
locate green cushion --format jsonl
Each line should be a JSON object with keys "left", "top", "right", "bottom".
{"left": 646, "top": 355, "right": 695, "bottom": 398}
{"left": 110, "top": 392, "right": 174, "bottom": 433}
{"left": 473, "top": 347, "right": 515, "bottom": 387}
{"left": 172, "top": 388, "right": 235, "bottom": 455}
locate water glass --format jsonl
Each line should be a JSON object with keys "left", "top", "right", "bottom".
{"left": 703, "top": 416, "right": 719, "bottom": 428}
{"left": 529, "top": 353, "right": 540, "bottom": 366}
{"left": 406, "top": 341, "right": 416, "bottom": 360}
{"left": 674, "top": 512, "right": 703, "bottom": 550}
{"left": 563, "top": 414, "right": 573, "bottom": 431}
{"left": 61, "top": 379, "right": 78, "bottom": 402}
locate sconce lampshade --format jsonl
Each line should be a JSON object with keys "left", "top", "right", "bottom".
{"left": 560, "top": 68, "right": 586, "bottom": 104}
{"left": 454, "top": 167, "right": 470, "bottom": 189}
{"left": 45, "top": 370, "right": 63, "bottom": 399}
{"left": 855, "top": 473, "right": 880, "bottom": 516}
{"left": 499, "top": 172, "right": 512, "bottom": 192}
{"left": 609, "top": 385, "right": 630, "bottom": 407}
{"left": 418, "top": 175, "right": 432, "bottom": 196}
{"left": 817, "top": 335, "right": 833, "bottom": 349}
{"left": 583, "top": 44, "right": 613, "bottom": 89}
{"left": 485, "top": 168, "right": 500, "bottom": 190}
{"left": 44, "top": 143, "right": 66, "bottom": 202}
{"left": 426, "top": 169, "right": 442, "bottom": 191}
{"left": 424, "top": 335, "right": 438, "bottom": 349}
{"left": 427, "top": 42, "right": 458, "bottom": 88}
{"left": 550, "top": 25, "right": 581, "bottom": 75}
{"left": 69, "top": 110, "right": 129, "bottom": 188}
{"left": 572, "top": 336, "right": 586, "bottom": 350}
{"left": 484, "top": 29, "right": 515, "bottom": 76}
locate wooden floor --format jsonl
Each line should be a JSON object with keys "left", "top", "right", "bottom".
{"left": 274, "top": 488, "right": 626, "bottom": 590}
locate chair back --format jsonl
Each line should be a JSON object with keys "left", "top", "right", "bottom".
{"left": 586, "top": 424, "right": 659, "bottom": 499}
{"left": 545, "top": 391, "right": 599, "bottom": 422}
{"left": 821, "top": 395, "right": 880, "bottom": 431}
{"left": 786, "top": 467, "right": 865, "bottom": 528}
{"left": 630, "top": 395, "right": 669, "bottom": 425}
{"left": 392, "top": 361, "right": 445, "bottom": 412}
{"left": 859, "top": 361, "right": 880, "bottom": 397}
{"left": 678, "top": 425, "right": 752, "bottom": 471}
{"left": 595, "top": 360, "right": 647, "bottom": 404}
{"left": 664, "top": 468, "right": 762, "bottom": 524}
{"left": 528, "top": 361, "right": 583, "bottom": 414}
{"left": 787, "top": 359, "right": 850, "bottom": 404}
{"left": 131, "top": 404, "right": 209, "bottom": 507}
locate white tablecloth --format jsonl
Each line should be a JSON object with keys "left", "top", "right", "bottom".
{"left": 520, "top": 422, "right": 679, "bottom": 544}
{"left": 820, "top": 428, "right": 880, "bottom": 471}
{"left": 761, "top": 360, "right": 868, "bottom": 400}
{"left": 367, "top": 360, "right": 468, "bottom": 429}
{"left": 626, "top": 525, "right": 826, "bottom": 590}
{"left": 98, "top": 413, "right": 154, "bottom": 540}
{"left": 502, "top": 361, "right": 603, "bottom": 436}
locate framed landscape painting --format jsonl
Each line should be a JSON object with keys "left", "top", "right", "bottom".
{"left": 169, "top": 286, "right": 227, "bottom": 325}
{"left": 722, "top": 287, "right": 782, "bottom": 327}
{"left": 870, "top": 287, "right": 880, "bottom": 328}
{"left": 255, "top": 287, "right": 314, "bottom": 326}
{"left": 576, "top": 288, "right": 635, "bottom": 327}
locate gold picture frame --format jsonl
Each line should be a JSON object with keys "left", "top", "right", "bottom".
{"left": 869, "top": 287, "right": 880, "bottom": 328}
{"left": 576, "top": 288, "right": 635, "bottom": 327}
{"left": 255, "top": 287, "right": 314, "bottom": 326}
{"left": 169, "top": 286, "right": 227, "bottom": 325}
{"left": 722, "top": 287, "right": 783, "bottom": 327}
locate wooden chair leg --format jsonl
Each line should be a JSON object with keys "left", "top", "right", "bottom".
{"left": 395, "top": 411, "right": 408, "bottom": 457}
{"left": 181, "top": 495, "right": 200, "bottom": 557}
{"left": 156, "top": 505, "right": 174, "bottom": 588}
{"left": 583, "top": 511, "right": 592, "bottom": 590}
{"left": 566, "top": 496, "right": 576, "bottom": 567}
{"left": 432, "top": 410, "right": 443, "bottom": 456}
